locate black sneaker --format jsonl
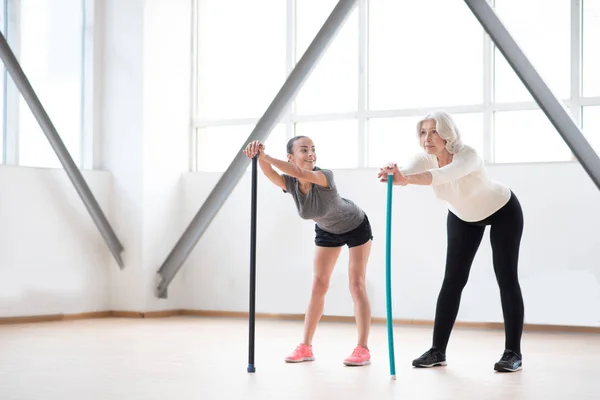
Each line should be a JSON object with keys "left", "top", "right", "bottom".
{"left": 412, "top": 347, "right": 447, "bottom": 368}
{"left": 494, "top": 349, "right": 523, "bottom": 372}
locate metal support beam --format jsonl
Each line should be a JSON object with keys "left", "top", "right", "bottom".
{"left": 155, "top": 0, "right": 359, "bottom": 298}
{"left": 0, "top": 31, "right": 125, "bottom": 268}
{"left": 464, "top": 0, "right": 600, "bottom": 190}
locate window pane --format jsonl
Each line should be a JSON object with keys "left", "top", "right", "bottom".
{"left": 583, "top": 106, "right": 600, "bottom": 155}
{"left": 369, "top": 0, "right": 483, "bottom": 110}
{"left": 195, "top": 0, "right": 286, "bottom": 120}
{"left": 493, "top": 0, "right": 570, "bottom": 103}
{"left": 367, "top": 117, "right": 422, "bottom": 168}
{"left": 583, "top": 0, "right": 600, "bottom": 97}
{"left": 494, "top": 109, "right": 572, "bottom": 163}
{"left": 452, "top": 113, "right": 484, "bottom": 158}
{"left": 196, "top": 124, "right": 287, "bottom": 172}
{"left": 18, "top": 0, "right": 83, "bottom": 168}
{"left": 295, "top": 0, "right": 358, "bottom": 115}
{"left": 367, "top": 113, "right": 484, "bottom": 168}
{"left": 294, "top": 120, "right": 358, "bottom": 168}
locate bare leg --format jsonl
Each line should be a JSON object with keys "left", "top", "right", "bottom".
{"left": 302, "top": 245, "right": 342, "bottom": 346}
{"left": 348, "top": 240, "right": 372, "bottom": 348}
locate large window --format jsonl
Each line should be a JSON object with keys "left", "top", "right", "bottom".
{"left": 367, "top": 117, "right": 422, "bottom": 169}
{"left": 192, "top": 0, "right": 600, "bottom": 171}
{"left": 295, "top": 0, "right": 358, "bottom": 115}
{"left": 493, "top": 0, "right": 570, "bottom": 103}
{"left": 494, "top": 110, "right": 573, "bottom": 163}
{"left": 195, "top": 124, "right": 287, "bottom": 172}
{"left": 195, "top": 0, "right": 286, "bottom": 121}
{"left": 295, "top": 120, "right": 359, "bottom": 168}
{"left": 18, "top": 0, "right": 84, "bottom": 168}
{"left": 1, "top": 0, "right": 88, "bottom": 168}
{"left": 369, "top": 0, "right": 483, "bottom": 110}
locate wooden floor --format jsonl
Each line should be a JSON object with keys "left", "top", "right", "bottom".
{"left": 0, "top": 316, "right": 598, "bottom": 399}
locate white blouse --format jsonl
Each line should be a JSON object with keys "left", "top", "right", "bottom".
{"left": 399, "top": 145, "right": 511, "bottom": 222}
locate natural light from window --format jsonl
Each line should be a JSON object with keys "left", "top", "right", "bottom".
{"left": 17, "top": 0, "right": 83, "bottom": 168}
{"left": 493, "top": 0, "right": 570, "bottom": 103}
{"left": 196, "top": 124, "right": 287, "bottom": 172}
{"left": 295, "top": 0, "right": 358, "bottom": 115}
{"left": 494, "top": 109, "right": 573, "bottom": 163}
{"left": 295, "top": 120, "right": 359, "bottom": 169}
{"left": 192, "top": 0, "right": 600, "bottom": 171}
{"left": 369, "top": 0, "right": 483, "bottom": 110}
{"left": 195, "top": 0, "right": 286, "bottom": 121}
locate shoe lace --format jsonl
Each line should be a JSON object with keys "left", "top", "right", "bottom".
{"left": 294, "top": 344, "right": 309, "bottom": 354}
{"left": 500, "top": 350, "right": 519, "bottom": 363}
{"left": 420, "top": 348, "right": 443, "bottom": 362}
{"left": 352, "top": 347, "right": 367, "bottom": 357}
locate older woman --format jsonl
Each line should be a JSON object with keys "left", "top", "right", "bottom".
{"left": 378, "top": 110, "right": 525, "bottom": 373}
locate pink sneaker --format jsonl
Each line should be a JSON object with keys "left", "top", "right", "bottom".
{"left": 285, "top": 343, "right": 315, "bottom": 363}
{"left": 343, "top": 345, "right": 371, "bottom": 366}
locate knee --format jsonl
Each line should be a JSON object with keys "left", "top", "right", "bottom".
{"left": 311, "top": 276, "right": 330, "bottom": 297}
{"left": 349, "top": 277, "right": 367, "bottom": 300}
{"left": 442, "top": 274, "right": 469, "bottom": 292}
{"left": 497, "top": 274, "right": 521, "bottom": 293}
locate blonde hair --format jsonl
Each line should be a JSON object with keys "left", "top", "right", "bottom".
{"left": 416, "top": 110, "right": 464, "bottom": 154}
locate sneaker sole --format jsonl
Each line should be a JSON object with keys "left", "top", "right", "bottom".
{"left": 344, "top": 360, "right": 371, "bottom": 366}
{"left": 412, "top": 361, "right": 447, "bottom": 368}
{"left": 285, "top": 357, "right": 315, "bottom": 363}
{"left": 494, "top": 365, "right": 522, "bottom": 372}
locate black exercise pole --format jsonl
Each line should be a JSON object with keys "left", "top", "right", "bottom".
{"left": 248, "top": 155, "right": 258, "bottom": 373}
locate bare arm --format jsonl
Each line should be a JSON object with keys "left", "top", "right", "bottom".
{"left": 258, "top": 159, "right": 287, "bottom": 191}
{"left": 243, "top": 140, "right": 327, "bottom": 190}
{"left": 263, "top": 155, "right": 329, "bottom": 188}
{"left": 243, "top": 141, "right": 286, "bottom": 190}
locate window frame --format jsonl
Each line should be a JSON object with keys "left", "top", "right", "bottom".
{"left": 191, "top": 0, "right": 600, "bottom": 171}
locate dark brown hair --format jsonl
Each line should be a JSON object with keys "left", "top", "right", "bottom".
{"left": 286, "top": 135, "right": 309, "bottom": 154}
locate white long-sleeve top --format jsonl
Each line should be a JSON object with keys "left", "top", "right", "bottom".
{"left": 399, "top": 145, "right": 511, "bottom": 222}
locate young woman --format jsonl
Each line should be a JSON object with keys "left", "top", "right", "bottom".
{"left": 378, "top": 110, "right": 525, "bottom": 373}
{"left": 243, "top": 136, "right": 373, "bottom": 366}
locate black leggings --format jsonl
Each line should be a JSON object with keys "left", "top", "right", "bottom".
{"left": 432, "top": 191, "right": 525, "bottom": 355}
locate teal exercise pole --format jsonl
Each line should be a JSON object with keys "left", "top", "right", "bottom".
{"left": 386, "top": 173, "right": 396, "bottom": 380}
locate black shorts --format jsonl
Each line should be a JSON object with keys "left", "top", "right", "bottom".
{"left": 314, "top": 214, "right": 373, "bottom": 248}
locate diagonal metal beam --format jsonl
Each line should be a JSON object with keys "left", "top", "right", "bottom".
{"left": 155, "top": 0, "right": 359, "bottom": 298}
{"left": 464, "top": 0, "right": 600, "bottom": 190}
{"left": 0, "top": 31, "right": 125, "bottom": 268}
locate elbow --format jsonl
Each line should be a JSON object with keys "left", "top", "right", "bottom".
{"left": 292, "top": 166, "right": 307, "bottom": 180}
{"left": 423, "top": 171, "right": 434, "bottom": 185}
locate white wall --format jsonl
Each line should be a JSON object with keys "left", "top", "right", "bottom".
{"left": 99, "top": 0, "right": 147, "bottom": 311}
{"left": 99, "top": 0, "right": 191, "bottom": 312}
{"left": 3, "top": 0, "right": 600, "bottom": 329}
{"left": 0, "top": 0, "right": 193, "bottom": 318}
{"left": 141, "top": 0, "right": 192, "bottom": 311}
{"left": 182, "top": 161, "right": 600, "bottom": 327}
{"left": 0, "top": 167, "right": 112, "bottom": 317}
